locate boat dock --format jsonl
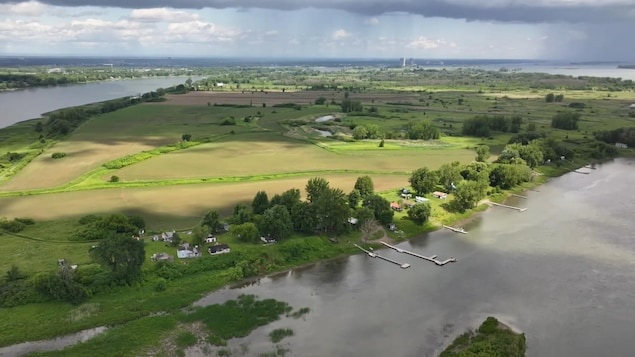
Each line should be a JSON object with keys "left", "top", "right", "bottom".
{"left": 354, "top": 244, "right": 411, "bottom": 269}
{"left": 511, "top": 194, "right": 527, "bottom": 199}
{"left": 380, "top": 242, "right": 457, "bottom": 266}
{"left": 490, "top": 201, "right": 528, "bottom": 212}
{"left": 584, "top": 165, "right": 597, "bottom": 170}
{"left": 573, "top": 170, "right": 590, "bottom": 175}
{"left": 443, "top": 225, "right": 467, "bottom": 234}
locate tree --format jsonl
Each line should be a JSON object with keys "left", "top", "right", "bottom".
{"left": 259, "top": 205, "right": 293, "bottom": 240}
{"left": 354, "top": 176, "right": 374, "bottom": 198}
{"left": 489, "top": 164, "right": 532, "bottom": 189}
{"left": 354, "top": 206, "right": 376, "bottom": 227}
{"left": 181, "top": 134, "right": 192, "bottom": 141}
{"left": 551, "top": 111, "right": 581, "bottom": 130}
{"left": 363, "top": 194, "right": 394, "bottom": 225}
{"left": 305, "top": 177, "right": 330, "bottom": 203}
{"left": 291, "top": 202, "right": 319, "bottom": 234}
{"left": 408, "top": 203, "right": 432, "bottom": 225}
{"left": 230, "top": 203, "right": 252, "bottom": 225}
{"left": 191, "top": 225, "right": 208, "bottom": 247}
{"left": 450, "top": 180, "right": 487, "bottom": 213}
{"left": 409, "top": 167, "right": 438, "bottom": 195}
{"left": 270, "top": 188, "right": 301, "bottom": 212}
{"left": 201, "top": 210, "right": 221, "bottom": 232}
{"left": 315, "top": 96, "right": 326, "bottom": 105}
{"left": 406, "top": 120, "right": 440, "bottom": 140}
{"left": 437, "top": 161, "right": 463, "bottom": 192}
{"left": 252, "top": 191, "right": 269, "bottom": 215}
{"left": 90, "top": 235, "right": 145, "bottom": 284}
{"left": 545, "top": 93, "right": 555, "bottom": 103}
{"left": 232, "top": 222, "right": 260, "bottom": 243}
{"left": 360, "top": 219, "right": 379, "bottom": 243}
{"left": 475, "top": 145, "right": 490, "bottom": 162}
{"left": 109, "top": 175, "right": 120, "bottom": 183}
{"left": 348, "top": 188, "right": 362, "bottom": 208}
{"left": 313, "top": 187, "right": 350, "bottom": 234}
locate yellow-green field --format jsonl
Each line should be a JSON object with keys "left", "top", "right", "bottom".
{"left": 0, "top": 174, "right": 408, "bottom": 230}
{"left": 112, "top": 132, "right": 475, "bottom": 180}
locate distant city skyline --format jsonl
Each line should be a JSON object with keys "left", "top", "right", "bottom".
{"left": 0, "top": 0, "right": 634, "bottom": 61}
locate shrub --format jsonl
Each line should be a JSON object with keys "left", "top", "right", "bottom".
{"left": 269, "top": 328, "right": 294, "bottom": 343}
{"left": 14, "top": 217, "right": 35, "bottom": 225}
{"left": 154, "top": 278, "right": 167, "bottom": 292}
{"left": 109, "top": 175, "right": 120, "bottom": 182}
{"left": 0, "top": 218, "right": 25, "bottom": 233}
{"left": 51, "top": 152, "right": 66, "bottom": 159}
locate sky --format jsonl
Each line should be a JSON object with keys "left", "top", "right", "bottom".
{"left": 0, "top": 0, "right": 634, "bottom": 60}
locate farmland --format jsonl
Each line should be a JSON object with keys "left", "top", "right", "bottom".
{"left": 0, "top": 65, "right": 633, "bottom": 355}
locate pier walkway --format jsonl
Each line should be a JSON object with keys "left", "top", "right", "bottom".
{"left": 380, "top": 242, "right": 457, "bottom": 266}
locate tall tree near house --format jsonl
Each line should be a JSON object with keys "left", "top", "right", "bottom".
{"left": 252, "top": 191, "right": 269, "bottom": 215}
{"left": 90, "top": 235, "right": 145, "bottom": 284}
{"left": 305, "top": 177, "right": 330, "bottom": 203}
{"left": 201, "top": 210, "right": 221, "bottom": 233}
{"left": 409, "top": 167, "right": 438, "bottom": 195}
{"left": 354, "top": 176, "right": 375, "bottom": 198}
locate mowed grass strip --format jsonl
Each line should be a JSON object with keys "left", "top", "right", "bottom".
{"left": 114, "top": 132, "right": 476, "bottom": 180}
{"left": 0, "top": 174, "right": 409, "bottom": 230}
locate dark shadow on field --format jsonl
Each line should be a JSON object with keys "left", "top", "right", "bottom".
{"left": 68, "top": 136, "right": 179, "bottom": 148}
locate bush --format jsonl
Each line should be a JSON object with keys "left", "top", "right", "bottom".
{"left": 51, "top": 152, "right": 66, "bottom": 159}
{"left": 175, "top": 331, "right": 197, "bottom": 348}
{"left": 14, "top": 217, "right": 35, "bottom": 225}
{"left": 0, "top": 218, "right": 26, "bottom": 233}
{"left": 269, "top": 328, "right": 294, "bottom": 343}
{"left": 109, "top": 175, "right": 120, "bottom": 183}
{"left": 154, "top": 278, "right": 167, "bottom": 292}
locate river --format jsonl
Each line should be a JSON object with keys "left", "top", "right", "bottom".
{"left": 0, "top": 77, "right": 194, "bottom": 129}
{"left": 191, "top": 159, "right": 635, "bottom": 357}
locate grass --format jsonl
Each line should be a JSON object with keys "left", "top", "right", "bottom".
{"left": 26, "top": 314, "right": 178, "bottom": 357}
{"left": 175, "top": 331, "right": 198, "bottom": 348}
{"left": 181, "top": 294, "right": 291, "bottom": 346}
{"left": 269, "top": 328, "right": 294, "bottom": 343}
{"left": 289, "top": 307, "right": 310, "bottom": 319}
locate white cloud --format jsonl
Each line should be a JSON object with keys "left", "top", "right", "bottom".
{"left": 129, "top": 8, "right": 200, "bottom": 23}
{"left": 0, "top": 0, "right": 46, "bottom": 16}
{"left": 406, "top": 36, "right": 456, "bottom": 50}
{"left": 365, "top": 17, "right": 379, "bottom": 25}
{"left": 332, "top": 29, "right": 352, "bottom": 40}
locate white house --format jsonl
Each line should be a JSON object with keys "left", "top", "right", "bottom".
{"left": 415, "top": 196, "right": 429, "bottom": 203}
{"left": 205, "top": 235, "right": 217, "bottom": 244}
{"left": 177, "top": 249, "right": 195, "bottom": 259}
{"left": 208, "top": 244, "right": 230, "bottom": 255}
{"left": 629, "top": 103, "right": 635, "bottom": 109}
{"left": 616, "top": 142, "right": 628, "bottom": 149}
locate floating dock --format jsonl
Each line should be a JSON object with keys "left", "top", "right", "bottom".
{"left": 490, "top": 202, "right": 528, "bottom": 212}
{"left": 573, "top": 170, "right": 590, "bottom": 175}
{"left": 354, "top": 244, "right": 411, "bottom": 269}
{"left": 584, "top": 165, "right": 597, "bottom": 170}
{"left": 380, "top": 242, "right": 457, "bottom": 266}
{"left": 511, "top": 194, "right": 527, "bottom": 199}
{"left": 443, "top": 225, "right": 467, "bottom": 234}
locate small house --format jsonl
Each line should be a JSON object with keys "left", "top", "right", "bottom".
{"left": 629, "top": 103, "right": 635, "bottom": 109}
{"left": 177, "top": 248, "right": 195, "bottom": 259}
{"left": 151, "top": 253, "right": 173, "bottom": 262}
{"left": 387, "top": 223, "right": 397, "bottom": 231}
{"left": 205, "top": 235, "right": 217, "bottom": 244}
{"left": 616, "top": 142, "right": 628, "bottom": 149}
{"left": 347, "top": 217, "right": 359, "bottom": 225}
{"left": 401, "top": 193, "right": 412, "bottom": 199}
{"left": 261, "top": 236, "right": 277, "bottom": 244}
{"left": 415, "top": 196, "right": 429, "bottom": 203}
{"left": 433, "top": 191, "right": 448, "bottom": 199}
{"left": 161, "top": 231, "right": 175, "bottom": 242}
{"left": 390, "top": 202, "right": 403, "bottom": 211}
{"left": 208, "top": 244, "right": 230, "bottom": 255}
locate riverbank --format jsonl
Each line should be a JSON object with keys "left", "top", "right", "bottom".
{"left": 440, "top": 316, "right": 526, "bottom": 357}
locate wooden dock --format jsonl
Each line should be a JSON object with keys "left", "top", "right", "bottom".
{"left": 354, "top": 244, "right": 411, "bottom": 269}
{"left": 490, "top": 202, "right": 528, "bottom": 212}
{"left": 443, "top": 225, "right": 467, "bottom": 234}
{"left": 584, "top": 165, "right": 597, "bottom": 170}
{"left": 511, "top": 194, "right": 527, "bottom": 199}
{"left": 380, "top": 242, "right": 457, "bottom": 266}
{"left": 573, "top": 170, "right": 590, "bottom": 175}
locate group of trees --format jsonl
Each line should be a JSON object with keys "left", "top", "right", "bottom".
{"left": 352, "top": 124, "right": 381, "bottom": 139}
{"left": 594, "top": 127, "right": 635, "bottom": 147}
{"left": 545, "top": 93, "right": 565, "bottom": 103}
{"left": 551, "top": 111, "right": 581, "bottom": 130}
{"left": 406, "top": 120, "right": 440, "bottom": 140}
{"left": 340, "top": 99, "right": 363, "bottom": 113}
{"left": 462, "top": 115, "right": 523, "bottom": 137}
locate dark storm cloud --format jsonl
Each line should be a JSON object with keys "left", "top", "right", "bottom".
{"left": 2, "top": 0, "right": 635, "bottom": 23}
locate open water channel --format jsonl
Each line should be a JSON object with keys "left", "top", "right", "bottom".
{"left": 191, "top": 158, "right": 635, "bottom": 357}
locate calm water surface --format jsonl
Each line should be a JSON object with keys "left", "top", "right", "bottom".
{"left": 194, "top": 159, "right": 635, "bottom": 357}
{"left": 0, "top": 77, "right": 194, "bottom": 129}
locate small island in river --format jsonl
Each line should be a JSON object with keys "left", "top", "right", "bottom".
{"left": 440, "top": 317, "right": 526, "bottom": 357}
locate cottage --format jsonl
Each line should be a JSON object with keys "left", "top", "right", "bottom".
{"left": 387, "top": 223, "right": 397, "bottom": 231}
{"left": 177, "top": 249, "right": 195, "bottom": 259}
{"left": 260, "top": 236, "right": 277, "bottom": 244}
{"left": 415, "top": 196, "right": 429, "bottom": 203}
{"left": 616, "top": 142, "right": 628, "bottom": 149}
{"left": 390, "top": 202, "right": 403, "bottom": 211}
{"left": 401, "top": 193, "right": 412, "bottom": 199}
{"left": 433, "top": 191, "right": 448, "bottom": 199}
{"left": 629, "top": 103, "right": 635, "bottom": 109}
{"left": 205, "top": 235, "right": 217, "bottom": 243}
{"left": 347, "top": 217, "right": 359, "bottom": 225}
{"left": 151, "top": 253, "right": 173, "bottom": 262}
{"left": 208, "top": 244, "right": 231, "bottom": 255}
{"left": 161, "top": 231, "right": 175, "bottom": 242}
